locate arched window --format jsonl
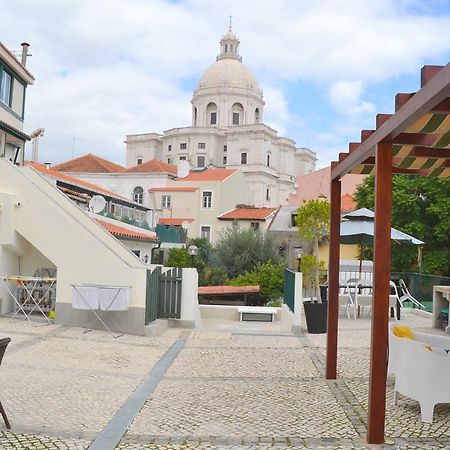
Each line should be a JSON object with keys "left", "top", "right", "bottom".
{"left": 133, "top": 186, "right": 144, "bottom": 204}
{"left": 232, "top": 102, "right": 243, "bottom": 125}
{"left": 193, "top": 107, "right": 198, "bottom": 126}
{"left": 207, "top": 102, "right": 217, "bottom": 125}
{"left": 255, "top": 108, "right": 260, "bottom": 123}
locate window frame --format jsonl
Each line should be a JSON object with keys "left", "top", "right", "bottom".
{"left": 197, "top": 155, "right": 206, "bottom": 168}
{"left": 137, "top": 158, "right": 143, "bottom": 165}
{"left": 200, "top": 225, "right": 211, "bottom": 242}
{"left": 201, "top": 190, "right": 213, "bottom": 209}
{"left": 0, "top": 67, "right": 13, "bottom": 107}
{"left": 232, "top": 112, "right": 240, "bottom": 125}
{"left": 133, "top": 186, "right": 144, "bottom": 204}
{"left": 161, "top": 194, "right": 171, "bottom": 209}
{"left": 180, "top": 142, "right": 187, "bottom": 150}
{"left": 241, "top": 152, "right": 247, "bottom": 165}
{"left": 198, "top": 142, "right": 206, "bottom": 149}
{"left": 210, "top": 112, "right": 217, "bottom": 125}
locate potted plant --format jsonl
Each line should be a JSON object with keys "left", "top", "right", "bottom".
{"left": 295, "top": 199, "right": 330, "bottom": 334}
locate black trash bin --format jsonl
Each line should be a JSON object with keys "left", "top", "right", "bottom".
{"left": 303, "top": 301, "right": 328, "bottom": 334}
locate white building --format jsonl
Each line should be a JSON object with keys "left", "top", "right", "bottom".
{"left": 125, "top": 26, "right": 317, "bottom": 207}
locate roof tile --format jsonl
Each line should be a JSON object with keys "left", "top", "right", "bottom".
{"left": 95, "top": 218, "right": 157, "bottom": 241}
{"left": 198, "top": 285, "right": 260, "bottom": 295}
{"left": 218, "top": 206, "right": 277, "bottom": 221}
{"left": 52, "top": 154, "right": 125, "bottom": 173}
{"left": 122, "top": 159, "right": 177, "bottom": 174}
{"left": 179, "top": 168, "right": 236, "bottom": 181}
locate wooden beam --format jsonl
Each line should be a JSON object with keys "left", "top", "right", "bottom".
{"left": 388, "top": 133, "right": 439, "bottom": 146}
{"left": 331, "top": 62, "right": 450, "bottom": 181}
{"left": 392, "top": 167, "right": 430, "bottom": 175}
{"left": 432, "top": 97, "right": 450, "bottom": 114}
{"left": 411, "top": 147, "right": 450, "bottom": 158}
{"left": 326, "top": 179, "right": 341, "bottom": 380}
{"left": 376, "top": 114, "right": 392, "bottom": 128}
{"left": 361, "top": 130, "right": 374, "bottom": 141}
{"left": 367, "top": 143, "right": 392, "bottom": 444}
{"left": 349, "top": 142, "right": 360, "bottom": 152}
{"left": 421, "top": 65, "right": 444, "bottom": 87}
{"left": 395, "top": 93, "right": 415, "bottom": 111}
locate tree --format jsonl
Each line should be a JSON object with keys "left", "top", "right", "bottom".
{"left": 214, "top": 227, "right": 282, "bottom": 278}
{"left": 166, "top": 247, "right": 206, "bottom": 282}
{"left": 295, "top": 200, "right": 330, "bottom": 301}
{"left": 355, "top": 175, "right": 450, "bottom": 276}
{"left": 229, "top": 262, "right": 285, "bottom": 304}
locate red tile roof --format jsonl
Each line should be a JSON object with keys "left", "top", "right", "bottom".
{"left": 341, "top": 193, "right": 357, "bottom": 213}
{"left": 149, "top": 187, "right": 198, "bottom": 192}
{"left": 122, "top": 159, "right": 177, "bottom": 175}
{"left": 218, "top": 206, "right": 277, "bottom": 221}
{"left": 52, "top": 154, "right": 125, "bottom": 173}
{"left": 158, "top": 218, "right": 194, "bottom": 226}
{"left": 198, "top": 285, "right": 260, "bottom": 295}
{"left": 95, "top": 218, "right": 157, "bottom": 241}
{"left": 0, "top": 120, "right": 31, "bottom": 140}
{"left": 28, "top": 162, "right": 131, "bottom": 202}
{"left": 0, "top": 42, "right": 35, "bottom": 81}
{"left": 179, "top": 168, "right": 236, "bottom": 181}
{"left": 288, "top": 166, "right": 365, "bottom": 205}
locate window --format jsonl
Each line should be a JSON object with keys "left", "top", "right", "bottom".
{"left": 223, "top": 145, "right": 227, "bottom": 152}
{"left": 197, "top": 155, "right": 205, "bottom": 168}
{"left": 266, "top": 188, "right": 270, "bottom": 201}
{"left": 232, "top": 102, "right": 243, "bottom": 125}
{"left": 210, "top": 112, "right": 217, "bottom": 125}
{"left": 255, "top": 108, "right": 260, "bottom": 123}
{"left": 198, "top": 142, "right": 206, "bottom": 149}
{"left": 291, "top": 214, "right": 298, "bottom": 227}
{"left": 161, "top": 195, "right": 171, "bottom": 209}
{"left": 137, "top": 158, "right": 143, "bottom": 165}
{"left": 201, "top": 226, "right": 211, "bottom": 242}
{"left": 250, "top": 222, "right": 260, "bottom": 230}
{"left": 168, "top": 145, "right": 172, "bottom": 151}
{"left": 167, "top": 157, "right": 172, "bottom": 164}
{"left": 179, "top": 155, "right": 187, "bottom": 161}
{"left": 180, "top": 143, "right": 187, "bottom": 150}
{"left": 132, "top": 250, "right": 141, "bottom": 258}
{"left": 202, "top": 191, "right": 212, "bottom": 208}
{"left": 232, "top": 112, "right": 240, "bottom": 125}
{"left": 241, "top": 152, "right": 247, "bottom": 164}
{"left": 0, "top": 69, "right": 12, "bottom": 106}
{"left": 223, "top": 156, "right": 227, "bottom": 165}
{"left": 133, "top": 186, "right": 144, "bottom": 204}
{"left": 267, "top": 154, "right": 270, "bottom": 167}
{"left": 207, "top": 102, "right": 217, "bottom": 126}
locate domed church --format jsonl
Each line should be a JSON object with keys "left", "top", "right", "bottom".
{"left": 125, "top": 24, "right": 317, "bottom": 207}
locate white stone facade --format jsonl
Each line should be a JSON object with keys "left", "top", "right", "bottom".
{"left": 125, "top": 27, "right": 316, "bottom": 207}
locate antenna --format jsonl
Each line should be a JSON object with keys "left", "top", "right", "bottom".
{"left": 88, "top": 195, "right": 106, "bottom": 213}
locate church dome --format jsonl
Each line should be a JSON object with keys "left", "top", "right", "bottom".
{"left": 197, "top": 58, "right": 261, "bottom": 92}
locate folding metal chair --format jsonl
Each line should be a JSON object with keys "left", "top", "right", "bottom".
{"left": 0, "top": 337, "right": 11, "bottom": 429}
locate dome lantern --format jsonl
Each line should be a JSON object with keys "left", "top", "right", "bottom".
{"left": 217, "top": 16, "right": 242, "bottom": 62}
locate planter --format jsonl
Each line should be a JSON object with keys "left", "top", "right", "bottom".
{"left": 303, "top": 301, "right": 328, "bottom": 334}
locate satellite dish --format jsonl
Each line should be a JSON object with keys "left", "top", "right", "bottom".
{"left": 177, "top": 160, "right": 190, "bottom": 178}
{"left": 88, "top": 195, "right": 106, "bottom": 213}
{"left": 181, "top": 220, "right": 190, "bottom": 230}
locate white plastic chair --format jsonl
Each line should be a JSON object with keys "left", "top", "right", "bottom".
{"left": 338, "top": 281, "right": 357, "bottom": 319}
{"left": 398, "top": 279, "right": 426, "bottom": 309}
{"left": 351, "top": 280, "right": 398, "bottom": 318}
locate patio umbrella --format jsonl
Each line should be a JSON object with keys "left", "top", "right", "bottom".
{"left": 340, "top": 208, "right": 424, "bottom": 273}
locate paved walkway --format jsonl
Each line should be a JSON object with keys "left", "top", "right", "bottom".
{"left": 0, "top": 310, "right": 448, "bottom": 449}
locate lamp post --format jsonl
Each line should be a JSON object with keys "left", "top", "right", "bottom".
{"left": 188, "top": 245, "right": 198, "bottom": 268}
{"left": 294, "top": 248, "right": 303, "bottom": 272}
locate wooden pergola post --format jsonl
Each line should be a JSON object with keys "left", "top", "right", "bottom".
{"left": 326, "top": 176, "right": 341, "bottom": 379}
{"left": 367, "top": 142, "right": 392, "bottom": 444}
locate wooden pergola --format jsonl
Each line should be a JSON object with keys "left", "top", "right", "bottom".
{"left": 325, "top": 63, "right": 450, "bottom": 444}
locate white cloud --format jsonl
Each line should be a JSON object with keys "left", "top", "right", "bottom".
{"left": 1, "top": 0, "right": 449, "bottom": 165}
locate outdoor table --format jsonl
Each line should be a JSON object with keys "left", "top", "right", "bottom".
{"left": 0, "top": 276, "right": 56, "bottom": 325}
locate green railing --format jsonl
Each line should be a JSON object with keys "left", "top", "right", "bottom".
{"left": 391, "top": 272, "right": 450, "bottom": 313}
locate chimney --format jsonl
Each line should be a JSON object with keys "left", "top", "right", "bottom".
{"left": 44, "top": 162, "right": 52, "bottom": 170}
{"left": 20, "top": 42, "right": 30, "bottom": 67}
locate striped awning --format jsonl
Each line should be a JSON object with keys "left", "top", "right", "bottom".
{"left": 332, "top": 64, "right": 450, "bottom": 180}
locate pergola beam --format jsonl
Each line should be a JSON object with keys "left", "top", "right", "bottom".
{"left": 331, "top": 63, "right": 450, "bottom": 181}
{"left": 411, "top": 147, "right": 450, "bottom": 158}
{"left": 367, "top": 143, "right": 393, "bottom": 444}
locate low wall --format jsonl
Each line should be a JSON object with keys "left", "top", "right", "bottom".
{"left": 199, "top": 304, "right": 282, "bottom": 322}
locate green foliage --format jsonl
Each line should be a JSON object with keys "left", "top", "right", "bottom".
{"left": 229, "top": 262, "right": 284, "bottom": 303}
{"left": 295, "top": 200, "right": 330, "bottom": 247}
{"left": 201, "top": 267, "right": 228, "bottom": 286}
{"left": 300, "top": 254, "right": 326, "bottom": 288}
{"left": 188, "top": 238, "right": 213, "bottom": 262}
{"left": 214, "top": 227, "right": 282, "bottom": 278}
{"left": 140, "top": 220, "right": 151, "bottom": 230}
{"left": 266, "top": 298, "right": 282, "bottom": 307}
{"left": 166, "top": 248, "right": 190, "bottom": 268}
{"left": 355, "top": 175, "right": 450, "bottom": 276}
{"left": 121, "top": 216, "right": 137, "bottom": 226}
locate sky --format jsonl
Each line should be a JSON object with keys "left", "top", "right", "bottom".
{"left": 2, "top": 0, "right": 450, "bottom": 168}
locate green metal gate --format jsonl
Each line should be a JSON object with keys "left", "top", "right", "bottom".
{"left": 284, "top": 268, "right": 295, "bottom": 312}
{"left": 145, "top": 266, "right": 183, "bottom": 324}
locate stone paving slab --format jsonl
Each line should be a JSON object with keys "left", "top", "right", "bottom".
{"left": 128, "top": 378, "right": 358, "bottom": 439}
{"left": 166, "top": 347, "right": 319, "bottom": 378}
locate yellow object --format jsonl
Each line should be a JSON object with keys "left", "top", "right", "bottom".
{"left": 424, "top": 344, "right": 432, "bottom": 352}
{"left": 392, "top": 325, "right": 415, "bottom": 340}
{"left": 49, "top": 310, "right": 56, "bottom": 320}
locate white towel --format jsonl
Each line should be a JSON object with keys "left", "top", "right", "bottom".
{"left": 99, "top": 287, "right": 130, "bottom": 311}
{"left": 72, "top": 285, "right": 100, "bottom": 310}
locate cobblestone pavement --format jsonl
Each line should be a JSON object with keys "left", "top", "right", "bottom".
{"left": 0, "top": 311, "right": 449, "bottom": 449}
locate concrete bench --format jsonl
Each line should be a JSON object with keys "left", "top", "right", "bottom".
{"left": 237, "top": 306, "right": 278, "bottom": 322}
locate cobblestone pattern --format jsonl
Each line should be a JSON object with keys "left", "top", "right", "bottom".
{"left": 0, "top": 431, "right": 89, "bottom": 449}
